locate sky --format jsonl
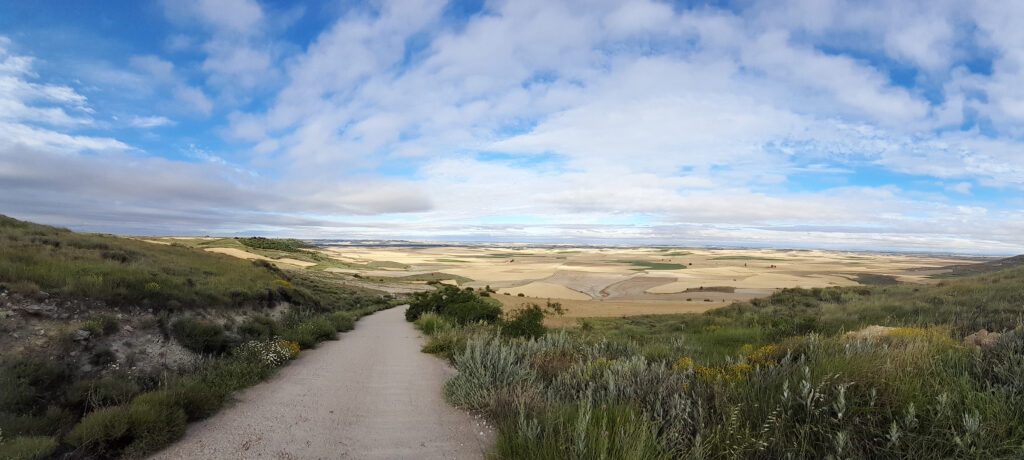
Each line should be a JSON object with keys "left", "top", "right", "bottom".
{"left": 1, "top": 0, "right": 1023, "bottom": 254}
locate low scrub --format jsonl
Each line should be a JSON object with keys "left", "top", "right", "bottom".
{"left": 0, "top": 435, "right": 58, "bottom": 460}
{"left": 414, "top": 266, "right": 1024, "bottom": 458}
{"left": 170, "top": 318, "right": 228, "bottom": 355}
{"left": 414, "top": 312, "right": 453, "bottom": 335}
{"left": 405, "top": 285, "right": 501, "bottom": 324}
{"left": 281, "top": 317, "right": 338, "bottom": 349}
{"left": 502, "top": 302, "right": 562, "bottom": 339}
{"left": 236, "top": 236, "right": 314, "bottom": 252}
{"left": 0, "top": 215, "right": 394, "bottom": 459}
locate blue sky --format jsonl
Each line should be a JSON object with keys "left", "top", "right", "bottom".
{"left": 1, "top": 0, "right": 1023, "bottom": 254}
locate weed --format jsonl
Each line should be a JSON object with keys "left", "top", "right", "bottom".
{"left": 0, "top": 435, "right": 58, "bottom": 460}
{"left": 170, "top": 318, "right": 228, "bottom": 355}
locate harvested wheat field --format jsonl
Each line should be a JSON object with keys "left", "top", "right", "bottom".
{"left": 302, "top": 244, "right": 987, "bottom": 324}
{"left": 188, "top": 240, "right": 990, "bottom": 324}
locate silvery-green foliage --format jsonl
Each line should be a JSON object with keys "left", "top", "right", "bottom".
{"left": 443, "top": 337, "right": 536, "bottom": 410}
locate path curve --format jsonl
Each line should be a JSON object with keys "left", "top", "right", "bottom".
{"left": 151, "top": 307, "right": 494, "bottom": 459}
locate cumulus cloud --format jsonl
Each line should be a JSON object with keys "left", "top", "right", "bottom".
{"left": 3, "top": 2, "right": 1024, "bottom": 254}
{"left": 129, "top": 116, "right": 175, "bottom": 128}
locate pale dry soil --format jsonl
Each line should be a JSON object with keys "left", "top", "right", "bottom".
{"left": 192, "top": 242, "right": 988, "bottom": 324}
{"left": 151, "top": 307, "right": 493, "bottom": 460}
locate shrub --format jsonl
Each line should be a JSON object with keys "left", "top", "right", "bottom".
{"left": 0, "top": 408, "right": 73, "bottom": 438}
{"left": 236, "top": 237, "right": 313, "bottom": 252}
{"left": 502, "top": 302, "right": 563, "bottom": 339}
{"left": 170, "top": 318, "right": 228, "bottom": 354}
{"left": 328, "top": 311, "right": 355, "bottom": 332}
{"left": 66, "top": 377, "right": 138, "bottom": 412}
{"left": 502, "top": 305, "right": 547, "bottom": 339}
{"left": 237, "top": 315, "right": 277, "bottom": 340}
{"left": 443, "top": 299, "right": 502, "bottom": 325}
{"left": 444, "top": 339, "right": 536, "bottom": 410}
{"left": 422, "top": 327, "right": 468, "bottom": 358}
{"left": 169, "top": 381, "right": 225, "bottom": 422}
{"left": 415, "top": 313, "right": 452, "bottom": 335}
{"left": 0, "top": 435, "right": 58, "bottom": 460}
{"left": 0, "top": 356, "right": 67, "bottom": 414}
{"left": 66, "top": 406, "right": 132, "bottom": 453}
{"left": 405, "top": 285, "right": 501, "bottom": 324}
{"left": 280, "top": 317, "right": 336, "bottom": 349}
{"left": 121, "top": 391, "right": 188, "bottom": 457}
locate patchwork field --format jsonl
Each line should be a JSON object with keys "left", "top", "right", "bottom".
{"left": 140, "top": 237, "right": 988, "bottom": 325}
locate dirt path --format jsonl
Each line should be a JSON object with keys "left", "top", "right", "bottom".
{"left": 151, "top": 307, "right": 494, "bottom": 459}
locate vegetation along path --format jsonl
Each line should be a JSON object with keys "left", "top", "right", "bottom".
{"left": 151, "top": 306, "right": 494, "bottom": 459}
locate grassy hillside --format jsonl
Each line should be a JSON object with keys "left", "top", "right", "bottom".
{"left": 0, "top": 215, "right": 295, "bottom": 309}
{"left": 414, "top": 263, "right": 1024, "bottom": 459}
{"left": 0, "top": 215, "right": 393, "bottom": 459}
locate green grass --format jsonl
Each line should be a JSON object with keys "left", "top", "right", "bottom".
{"left": 0, "top": 214, "right": 395, "bottom": 459}
{"left": 617, "top": 260, "right": 688, "bottom": 270}
{"left": 416, "top": 263, "right": 1024, "bottom": 458}
{"left": 0, "top": 215, "right": 291, "bottom": 309}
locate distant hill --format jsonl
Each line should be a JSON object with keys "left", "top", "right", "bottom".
{"left": 941, "top": 254, "right": 1024, "bottom": 277}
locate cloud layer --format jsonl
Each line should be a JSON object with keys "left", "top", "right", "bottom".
{"left": 1, "top": 1, "right": 1023, "bottom": 254}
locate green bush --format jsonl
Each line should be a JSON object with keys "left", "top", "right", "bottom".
{"left": 281, "top": 317, "right": 336, "bottom": 349}
{"left": 66, "top": 377, "right": 138, "bottom": 412}
{"left": 121, "top": 391, "right": 188, "bottom": 457}
{"left": 0, "top": 356, "right": 67, "bottom": 414}
{"left": 66, "top": 406, "right": 132, "bottom": 453}
{"left": 237, "top": 315, "right": 277, "bottom": 340}
{"left": 415, "top": 313, "right": 452, "bottom": 335}
{"left": 421, "top": 328, "right": 469, "bottom": 358}
{"left": 170, "top": 318, "right": 228, "bottom": 354}
{"left": 236, "top": 237, "right": 314, "bottom": 252}
{"left": 444, "top": 299, "right": 502, "bottom": 325}
{"left": 69, "top": 391, "right": 190, "bottom": 457}
{"left": 405, "top": 285, "right": 501, "bottom": 324}
{"left": 169, "top": 381, "right": 225, "bottom": 422}
{"left": 81, "top": 315, "right": 120, "bottom": 336}
{"left": 502, "top": 302, "right": 563, "bottom": 339}
{"left": 0, "top": 435, "right": 58, "bottom": 460}
{"left": 444, "top": 339, "right": 536, "bottom": 410}
{"left": 0, "top": 408, "right": 74, "bottom": 437}
{"left": 502, "top": 305, "right": 547, "bottom": 339}
{"left": 328, "top": 311, "right": 355, "bottom": 332}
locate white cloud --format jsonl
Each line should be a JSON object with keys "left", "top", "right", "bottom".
{"left": 0, "top": 40, "right": 126, "bottom": 152}
{"left": 5, "top": 2, "right": 1024, "bottom": 253}
{"left": 162, "top": 0, "right": 263, "bottom": 35}
{"left": 129, "top": 116, "right": 175, "bottom": 128}
{"left": 173, "top": 86, "right": 213, "bottom": 115}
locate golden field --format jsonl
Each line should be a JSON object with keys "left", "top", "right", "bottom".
{"left": 142, "top": 238, "right": 984, "bottom": 325}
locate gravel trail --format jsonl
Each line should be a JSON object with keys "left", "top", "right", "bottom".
{"left": 151, "top": 306, "right": 493, "bottom": 459}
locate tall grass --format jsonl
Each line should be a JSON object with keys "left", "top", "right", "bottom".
{"left": 416, "top": 267, "right": 1024, "bottom": 458}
